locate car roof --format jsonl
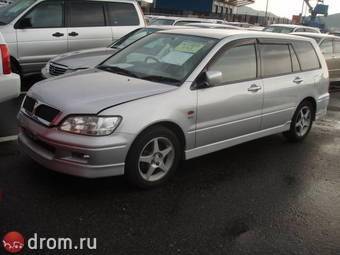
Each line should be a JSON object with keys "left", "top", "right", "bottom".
{"left": 158, "top": 28, "right": 316, "bottom": 42}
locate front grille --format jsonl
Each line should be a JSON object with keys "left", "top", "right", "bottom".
{"left": 22, "top": 96, "right": 61, "bottom": 126}
{"left": 49, "top": 62, "right": 68, "bottom": 76}
{"left": 35, "top": 105, "right": 60, "bottom": 123}
{"left": 22, "top": 96, "right": 36, "bottom": 113}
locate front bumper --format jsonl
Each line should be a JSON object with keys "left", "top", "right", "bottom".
{"left": 18, "top": 112, "right": 134, "bottom": 178}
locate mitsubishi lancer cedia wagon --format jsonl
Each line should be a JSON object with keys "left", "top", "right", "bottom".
{"left": 18, "top": 29, "right": 330, "bottom": 188}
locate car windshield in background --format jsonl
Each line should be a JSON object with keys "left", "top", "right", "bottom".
{"left": 263, "top": 26, "right": 294, "bottom": 33}
{"left": 110, "top": 28, "right": 160, "bottom": 50}
{"left": 0, "top": 0, "right": 35, "bottom": 24}
{"left": 150, "top": 18, "right": 175, "bottom": 26}
{"left": 100, "top": 33, "right": 217, "bottom": 86}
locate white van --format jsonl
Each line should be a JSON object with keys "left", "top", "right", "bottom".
{"left": 0, "top": 0, "right": 145, "bottom": 76}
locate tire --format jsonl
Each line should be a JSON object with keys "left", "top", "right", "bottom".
{"left": 283, "top": 100, "right": 314, "bottom": 142}
{"left": 125, "top": 126, "right": 182, "bottom": 189}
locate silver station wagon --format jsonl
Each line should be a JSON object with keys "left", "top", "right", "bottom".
{"left": 18, "top": 29, "right": 330, "bottom": 188}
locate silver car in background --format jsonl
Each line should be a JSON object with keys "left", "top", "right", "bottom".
{"left": 18, "top": 29, "right": 329, "bottom": 188}
{"left": 264, "top": 24, "right": 321, "bottom": 34}
{"left": 41, "top": 26, "right": 192, "bottom": 79}
{"left": 0, "top": 0, "right": 145, "bottom": 76}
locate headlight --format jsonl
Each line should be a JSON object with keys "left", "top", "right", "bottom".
{"left": 60, "top": 116, "right": 121, "bottom": 136}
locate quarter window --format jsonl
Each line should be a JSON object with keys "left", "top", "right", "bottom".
{"left": 293, "top": 41, "right": 321, "bottom": 70}
{"left": 260, "top": 44, "right": 292, "bottom": 77}
{"left": 334, "top": 40, "right": 340, "bottom": 53}
{"left": 22, "top": 1, "right": 64, "bottom": 28}
{"left": 107, "top": 3, "right": 139, "bottom": 26}
{"left": 69, "top": 2, "right": 105, "bottom": 27}
{"left": 208, "top": 44, "right": 257, "bottom": 84}
{"left": 320, "top": 40, "right": 333, "bottom": 54}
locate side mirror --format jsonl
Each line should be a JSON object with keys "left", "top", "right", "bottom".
{"left": 17, "top": 17, "right": 32, "bottom": 29}
{"left": 204, "top": 70, "right": 223, "bottom": 87}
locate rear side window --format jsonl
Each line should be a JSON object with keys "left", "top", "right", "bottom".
{"left": 260, "top": 44, "right": 292, "bottom": 77}
{"left": 320, "top": 40, "right": 333, "bottom": 54}
{"left": 107, "top": 2, "right": 139, "bottom": 26}
{"left": 293, "top": 41, "right": 320, "bottom": 71}
{"left": 334, "top": 40, "right": 340, "bottom": 53}
{"left": 69, "top": 1, "right": 105, "bottom": 27}
{"left": 208, "top": 44, "right": 257, "bottom": 84}
{"left": 22, "top": 1, "right": 64, "bottom": 28}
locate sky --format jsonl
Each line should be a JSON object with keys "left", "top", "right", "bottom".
{"left": 247, "top": 0, "right": 340, "bottom": 18}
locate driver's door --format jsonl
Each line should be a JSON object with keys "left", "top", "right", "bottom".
{"left": 196, "top": 40, "right": 263, "bottom": 147}
{"left": 15, "top": 1, "right": 68, "bottom": 73}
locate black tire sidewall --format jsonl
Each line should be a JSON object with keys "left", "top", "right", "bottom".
{"left": 125, "top": 126, "right": 182, "bottom": 188}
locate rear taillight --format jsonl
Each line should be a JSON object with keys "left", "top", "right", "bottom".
{"left": 0, "top": 44, "right": 11, "bottom": 75}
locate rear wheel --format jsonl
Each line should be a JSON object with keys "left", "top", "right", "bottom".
{"left": 283, "top": 100, "right": 314, "bottom": 142}
{"left": 125, "top": 126, "right": 181, "bottom": 189}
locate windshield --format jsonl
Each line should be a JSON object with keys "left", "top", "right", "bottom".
{"left": 263, "top": 26, "right": 294, "bottom": 33}
{"left": 0, "top": 0, "right": 35, "bottom": 25}
{"left": 110, "top": 28, "right": 159, "bottom": 50}
{"left": 100, "top": 33, "right": 217, "bottom": 86}
{"left": 150, "top": 18, "right": 175, "bottom": 26}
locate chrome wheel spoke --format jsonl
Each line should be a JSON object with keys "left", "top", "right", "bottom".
{"left": 153, "top": 139, "right": 160, "bottom": 154}
{"left": 160, "top": 146, "right": 172, "bottom": 157}
{"left": 146, "top": 165, "right": 157, "bottom": 180}
{"left": 139, "top": 155, "right": 153, "bottom": 164}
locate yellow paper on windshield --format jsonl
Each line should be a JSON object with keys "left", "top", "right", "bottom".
{"left": 175, "top": 41, "right": 205, "bottom": 54}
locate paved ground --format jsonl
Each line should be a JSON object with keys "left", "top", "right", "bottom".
{"left": 0, "top": 78, "right": 339, "bottom": 254}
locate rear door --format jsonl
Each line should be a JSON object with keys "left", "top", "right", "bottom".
{"left": 15, "top": 0, "right": 67, "bottom": 73}
{"left": 196, "top": 40, "right": 263, "bottom": 147}
{"left": 66, "top": 1, "right": 112, "bottom": 52}
{"left": 106, "top": 2, "right": 142, "bottom": 41}
{"left": 260, "top": 40, "right": 321, "bottom": 129}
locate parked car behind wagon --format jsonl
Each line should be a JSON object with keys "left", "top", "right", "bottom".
{"left": 264, "top": 24, "right": 320, "bottom": 34}
{"left": 0, "top": 0, "right": 145, "bottom": 77}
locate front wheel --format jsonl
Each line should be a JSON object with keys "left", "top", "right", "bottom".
{"left": 283, "top": 101, "right": 314, "bottom": 142}
{"left": 125, "top": 126, "right": 182, "bottom": 189}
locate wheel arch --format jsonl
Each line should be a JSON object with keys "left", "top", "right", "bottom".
{"left": 128, "top": 121, "right": 187, "bottom": 160}
{"left": 300, "top": 96, "right": 317, "bottom": 120}
{"left": 10, "top": 56, "right": 21, "bottom": 74}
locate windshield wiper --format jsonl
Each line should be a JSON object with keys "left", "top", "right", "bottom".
{"left": 141, "top": 75, "right": 181, "bottom": 85}
{"left": 98, "top": 65, "right": 139, "bottom": 78}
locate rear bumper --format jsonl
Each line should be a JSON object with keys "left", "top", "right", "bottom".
{"left": 0, "top": 73, "right": 20, "bottom": 103}
{"left": 18, "top": 112, "right": 134, "bottom": 178}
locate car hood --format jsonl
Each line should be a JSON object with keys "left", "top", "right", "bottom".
{"left": 28, "top": 69, "right": 177, "bottom": 115}
{"left": 51, "top": 47, "right": 117, "bottom": 69}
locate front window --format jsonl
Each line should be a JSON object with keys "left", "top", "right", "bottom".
{"left": 263, "top": 26, "right": 294, "bottom": 34}
{"left": 110, "top": 28, "right": 159, "bottom": 50}
{"left": 99, "top": 33, "right": 217, "bottom": 86}
{"left": 0, "top": 0, "right": 36, "bottom": 25}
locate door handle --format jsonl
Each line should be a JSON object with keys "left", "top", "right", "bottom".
{"left": 68, "top": 32, "right": 79, "bottom": 37}
{"left": 248, "top": 84, "right": 262, "bottom": 92}
{"left": 293, "top": 77, "right": 304, "bottom": 84}
{"left": 52, "top": 32, "right": 64, "bottom": 37}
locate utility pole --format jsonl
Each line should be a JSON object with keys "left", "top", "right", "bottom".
{"left": 264, "top": 0, "right": 269, "bottom": 25}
